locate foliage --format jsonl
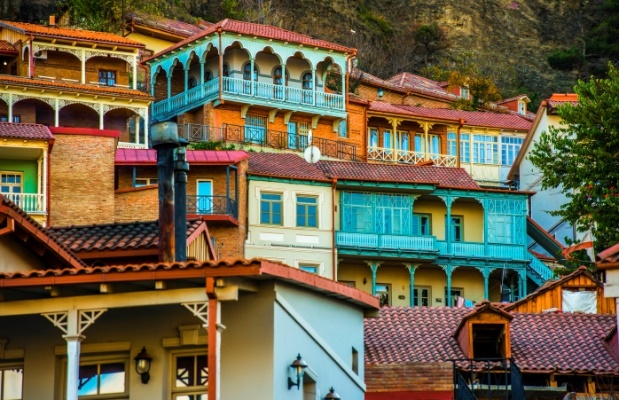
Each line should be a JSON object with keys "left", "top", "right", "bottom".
{"left": 411, "top": 23, "right": 451, "bottom": 67}
{"left": 529, "top": 63, "right": 619, "bottom": 252}
{"left": 587, "top": 0, "right": 619, "bottom": 62}
{"left": 547, "top": 47, "right": 584, "bottom": 72}
{"left": 188, "top": 141, "right": 235, "bottom": 151}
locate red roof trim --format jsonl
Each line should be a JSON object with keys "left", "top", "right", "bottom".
{"left": 49, "top": 127, "right": 120, "bottom": 138}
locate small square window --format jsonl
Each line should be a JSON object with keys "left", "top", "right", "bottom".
{"left": 135, "top": 178, "right": 158, "bottom": 187}
{"left": 172, "top": 353, "right": 208, "bottom": 399}
{"left": 299, "top": 264, "right": 318, "bottom": 274}
{"left": 376, "top": 283, "right": 391, "bottom": 307}
{"left": 78, "top": 361, "right": 127, "bottom": 396}
{"left": 99, "top": 70, "right": 116, "bottom": 86}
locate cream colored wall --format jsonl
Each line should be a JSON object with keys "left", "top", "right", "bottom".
{"left": 451, "top": 201, "right": 484, "bottom": 242}
{"left": 126, "top": 32, "right": 175, "bottom": 54}
{"left": 0, "top": 236, "right": 44, "bottom": 271}
{"left": 245, "top": 180, "right": 334, "bottom": 277}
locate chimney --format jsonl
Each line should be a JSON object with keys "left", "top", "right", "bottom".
{"left": 151, "top": 121, "right": 179, "bottom": 263}
{"left": 174, "top": 139, "right": 189, "bottom": 262}
{"left": 49, "top": 15, "right": 56, "bottom": 26}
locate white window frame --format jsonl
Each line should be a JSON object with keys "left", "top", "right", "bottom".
{"left": 0, "top": 171, "right": 23, "bottom": 194}
{"left": 376, "top": 283, "right": 392, "bottom": 306}
{"left": 134, "top": 177, "right": 158, "bottom": 187}
{"left": 0, "top": 362, "right": 23, "bottom": 400}
{"left": 170, "top": 350, "right": 208, "bottom": 400}
{"left": 414, "top": 285, "right": 432, "bottom": 307}
{"left": 472, "top": 134, "right": 498, "bottom": 165}
{"left": 59, "top": 354, "right": 130, "bottom": 400}
{"left": 295, "top": 193, "right": 319, "bottom": 229}
{"left": 297, "top": 262, "right": 321, "bottom": 274}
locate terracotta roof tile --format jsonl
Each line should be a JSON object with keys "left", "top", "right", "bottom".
{"left": 147, "top": 19, "right": 353, "bottom": 62}
{"left": 48, "top": 220, "right": 204, "bottom": 253}
{"left": 0, "top": 40, "right": 17, "bottom": 54}
{"left": 496, "top": 94, "right": 530, "bottom": 104}
{"left": 548, "top": 93, "right": 579, "bottom": 111}
{"left": 0, "top": 122, "right": 53, "bottom": 140}
{"left": 248, "top": 152, "right": 330, "bottom": 181}
{"left": 115, "top": 149, "right": 248, "bottom": 165}
{"left": 0, "top": 75, "right": 152, "bottom": 99}
{"left": 127, "top": 11, "right": 203, "bottom": 38}
{"left": 316, "top": 160, "right": 480, "bottom": 189}
{"left": 387, "top": 72, "right": 459, "bottom": 100}
{"left": 0, "top": 20, "right": 143, "bottom": 47}
{"left": 365, "top": 307, "right": 619, "bottom": 374}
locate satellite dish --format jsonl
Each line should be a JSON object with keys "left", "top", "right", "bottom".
{"left": 304, "top": 146, "right": 321, "bottom": 164}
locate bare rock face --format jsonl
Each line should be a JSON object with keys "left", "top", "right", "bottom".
{"left": 0, "top": 0, "right": 58, "bottom": 22}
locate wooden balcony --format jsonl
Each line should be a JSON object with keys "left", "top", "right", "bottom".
{"left": 153, "top": 77, "right": 346, "bottom": 121}
{"left": 368, "top": 146, "right": 457, "bottom": 167}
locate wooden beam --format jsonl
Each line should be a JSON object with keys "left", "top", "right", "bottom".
{"left": 0, "top": 217, "right": 15, "bottom": 236}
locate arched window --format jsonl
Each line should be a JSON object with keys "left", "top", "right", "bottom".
{"left": 188, "top": 77, "right": 197, "bottom": 88}
{"left": 222, "top": 64, "right": 229, "bottom": 77}
{"left": 302, "top": 72, "right": 313, "bottom": 90}
{"left": 273, "top": 66, "right": 288, "bottom": 85}
{"left": 205, "top": 70, "right": 213, "bottom": 81}
{"left": 243, "top": 63, "right": 258, "bottom": 80}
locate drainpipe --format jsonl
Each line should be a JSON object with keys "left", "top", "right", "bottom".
{"left": 457, "top": 118, "right": 464, "bottom": 168}
{"left": 174, "top": 139, "right": 190, "bottom": 262}
{"left": 218, "top": 28, "right": 223, "bottom": 104}
{"left": 151, "top": 121, "right": 179, "bottom": 262}
{"left": 29, "top": 34, "right": 34, "bottom": 78}
{"left": 206, "top": 277, "right": 222, "bottom": 400}
{"left": 331, "top": 177, "right": 338, "bottom": 281}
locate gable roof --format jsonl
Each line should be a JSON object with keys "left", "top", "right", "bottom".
{"left": 115, "top": 149, "right": 249, "bottom": 166}
{"left": 496, "top": 94, "right": 530, "bottom": 104}
{"left": 365, "top": 306, "right": 619, "bottom": 374}
{"left": 0, "top": 122, "right": 53, "bottom": 140}
{"left": 453, "top": 300, "right": 513, "bottom": 336}
{"left": 0, "top": 20, "right": 143, "bottom": 48}
{"left": 351, "top": 70, "right": 457, "bottom": 102}
{"left": 387, "top": 72, "right": 459, "bottom": 101}
{"left": 548, "top": 93, "right": 579, "bottom": 112}
{"left": 248, "top": 152, "right": 330, "bottom": 182}
{"left": 596, "top": 242, "right": 619, "bottom": 270}
{"left": 316, "top": 160, "right": 480, "bottom": 189}
{"left": 504, "top": 266, "right": 600, "bottom": 311}
{"left": 0, "top": 195, "right": 85, "bottom": 269}
{"left": 47, "top": 219, "right": 208, "bottom": 256}
{"left": 0, "top": 40, "right": 17, "bottom": 55}
{"left": 146, "top": 19, "right": 353, "bottom": 63}
{"left": 126, "top": 11, "right": 203, "bottom": 39}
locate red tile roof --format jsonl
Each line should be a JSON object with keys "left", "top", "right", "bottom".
{"left": 0, "top": 40, "right": 17, "bottom": 54}
{"left": 115, "top": 148, "right": 249, "bottom": 165}
{"left": 548, "top": 93, "right": 579, "bottom": 112}
{"left": 248, "top": 152, "right": 331, "bottom": 182}
{"left": 48, "top": 219, "right": 205, "bottom": 254}
{"left": 496, "top": 94, "right": 530, "bottom": 104}
{"left": 351, "top": 69, "right": 458, "bottom": 102}
{"left": 0, "top": 122, "right": 53, "bottom": 140}
{"left": 0, "top": 20, "right": 144, "bottom": 47}
{"left": 0, "top": 258, "right": 379, "bottom": 309}
{"left": 365, "top": 307, "right": 619, "bottom": 374}
{"left": 597, "top": 243, "right": 619, "bottom": 269}
{"left": 0, "top": 75, "right": 152, "bottom": 99}
{"left": 393, "top": 105, "right": 532, "bottom": 130}
{"left": 316, "top": 160, "right": 480, "bottom": 189}
{"left": 387, "top": 72, "right": 459, "bottom": 101}
{"left": 146, "top": 19, "right": 353, "bottom": 62}
{"left": 369, "top": 101, "right": 461, "bottom": 122}
{"left": 126, "top": 11, "right": 203, "bottom": 38}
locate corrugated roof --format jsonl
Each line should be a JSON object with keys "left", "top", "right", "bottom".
{"left": 115, "top": 149, "right": 249, "bottom": 165}
{"left": 316, "top": 160, "right": 480, "bottom": 189}
{"left": 0, "top": 75, "right": 152, "bottom": 99}
{"left": 248, "top": 152, "right": 330, "bottom": 181}
{"left": 146, "top": 18, "right": 353, "bottom": 62}
{"left": 0, "top": 122, "right": 53, "bottom": 140}
{"left": 0, "top": 20, "right": 144, "bottom": 47}
{"left": 365, "top": 306, "right": 619, "bottom": 374}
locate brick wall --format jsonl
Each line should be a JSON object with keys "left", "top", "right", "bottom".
{"left": 346, "top": 102, "right": 367, "bottom": 160}
{"left": 32, "top": 52, "right": 130, "bottom": 86}
{"left": 115, "top": 186, "right": 158, "bottom": 222}
{"left": 50, "top": 133, "right": 116, "bottom": 226}
{"left": 365, "top": 362, "right": 453, "bottom": 397}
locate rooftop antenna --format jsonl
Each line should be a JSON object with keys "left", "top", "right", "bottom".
{"left": 303, "top": 129, "right": 321, "bottom": 164}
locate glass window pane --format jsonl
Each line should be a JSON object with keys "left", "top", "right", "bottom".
{"left": 78, "top": 365, "right": 98, "bottom": 396}
{"left": 176, "top": 356, "right": 195, "bottom": 388}
{"left": 99, "top": 363, "right": 125, "bottom": 394}
{"left": 197, "top": 356, "right": 208, "bottom": 386}
{"left": 3, "top": 368, "right": 23, "bottom": 400}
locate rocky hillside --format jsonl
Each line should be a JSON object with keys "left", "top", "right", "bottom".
{"left": 1, "top": 0, "right": 604, "bottom": 106}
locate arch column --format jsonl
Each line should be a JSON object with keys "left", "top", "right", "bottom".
{"left": 80, "top": 49, "right": 86, "bottom": 84}
{"left": 518, "top": 269, "right": 527, "bottom": 299}
{"left": 250, "top": 58, "right": 255, "bottom": 96}
{"left": 483, "top": 198, "right": 489, "bottom": 257}
{"left": 405, "top": 264, "right": 419, "bottom": 306}
{"left": 440, "top": 264, "right": 458, "bottom": 307}
{"left": 440, "top": 196, "right": 454, "bottom": 253}
{"left": 184, "top": 68, "right": 189, "bottom": 92}
{"left": 312, "top": 68, "right": 316, "bottom": 105}
{"left": 200, "top": 61, "right": 205, "bottom": 86}
{"left": 282, "top": 63, "right": 287, "bottom": 100}
{"left": 479, "top": 266, "right": 491, "bottom": 301}
{"left": 7, "top": 93, "right": 12, "bottom": 122}
{"left": 132, "top": 54, "right": 138, "bottom": 89}
{"left": 365, "top": 261, "right": 381, "bottom": 296}
{"left": 54, "top": 98, "right": 59, "bottom": 127}
{"left": 167, "top": 74, "right": 172, "bottom": 99}
{"left": 423, "top": 122, "right": 431, "bottom": 161}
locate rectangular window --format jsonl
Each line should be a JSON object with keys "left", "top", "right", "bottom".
{"left": 447, "top": 215, "right": 463, "bottom": 242}
{"left": 461, "top": 87, "right": 469, "bottom": 99}
{"left": 0, "top": 115, "right": 20, "bottom": 123}
{"left": 445, "top": 287, "right": 464, "bottom": 306}
{"left": 501, "top": 136, "right": 524, "bottom": 166}
{"left": 412, "top": 213, "right": 431, "bottom": 236}
{"left": 414, "top": 286, "right": 431, "bottom": 307}
{"left": 98, "top": 70, "right": 116, "bottom": 86}
{"left": 299, "top": 264, "right": 319, "bottom": 274}
{"left": 0, "top": 172, "right": 22, "bottom": 194}
{"left": 472, "top": 134, "right": 498, "bottom": 164}
{"left": 337, "top": 119, "right": 347, "bottom": 138}
{"left": 260, "top": 193, "right": 282, "bottom": 225}
{"left": 341, "top": 192, "right": 372, "bottom": 232}
{"left": 415, "top": 134, "right": 440, "bottom": 154}
{"left": 375, "top": 194, "right": 412, "bottom": 235}
{"left": 134, "top": 178, "right": 158, "bottom": 187}
{"left": 376, "top": 283, "right": 391, "bottom": 307}
{"left": 447, "top": 132, "right": 471, "bottom": 163}
{"left": 172, "top": 353, "right": 208, "bottom": 400}
{"left": 397, "top": 131, "right": 410, "bottom": 151}
{"left": 245, "top": 114, "right": 267, "bottom": 144}
{"left": 383, "top": 129, "right": 392, "bottom": 149}
{"left": 298, "top": 122, "right": 310, "bottom": 148}
{"left": 78, "top": 361, "right": 126, "bottom": 397}
{"left": 296, "top": 195, "right": 318, "bottom": 228}
{"left": 518, "top": 102, "right": 525, "bottom": 115}
{"left": 368, "top": 128, "right": 378, "bottom": 147}
{"left": 0, "top": 365, "right": 23, "bottom": 400}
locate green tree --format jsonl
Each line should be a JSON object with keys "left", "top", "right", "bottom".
{"left": 547, "top": 46, "right": 584, "bottom": 72}
{"left": 529, "top": 63, "right": 619, "bottom": 252}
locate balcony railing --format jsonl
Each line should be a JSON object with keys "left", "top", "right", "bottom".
{"left": 1, "top": 193, "right": 46, "bottom": 214}
{"left": 152, "top": 77, "right": 344, "bottom": 120}
{"left": 336, "top": 231, "right": 436, "bottom": 252}
{"left": 368, "top": 146, "right": 457, "bottom": 167}
{"left": 437, "top": 241, "right": 525, "bottom": 259}
{"left": 179, "top": 123, "right": 357, "bottom": 161}
{"left": 187, "top": 195, "right": 238, "bottom": 219}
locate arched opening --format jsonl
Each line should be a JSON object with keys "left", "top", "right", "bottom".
{"left": 169, "top": 60, "right": 185, "bottom": 97}
{"left": 11, "top": 98, "right": 54, "bottom": 126}
{"left": 58, "top": 103, "right": 98, "bottom": 129}
{"left": 86, "top": 56, "right": 130, "bottom": 87}
{"left": 104, "top": 108, "right": 142, "bottom": 143}
{"left": 33, "top": 49, "right": 81, "bottom": 81}
{"left": 153, "top": 67, "right": 169, "bottom": 102}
